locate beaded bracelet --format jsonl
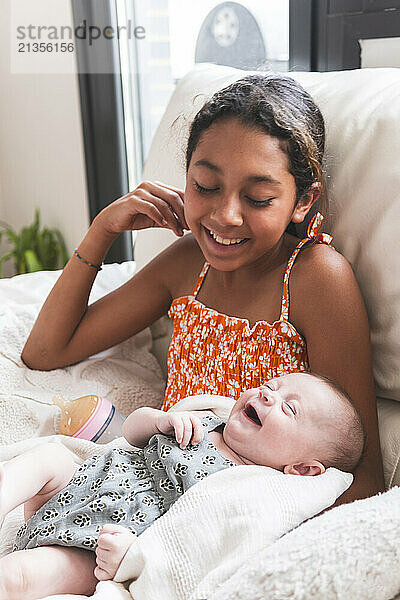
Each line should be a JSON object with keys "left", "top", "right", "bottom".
{"left": 73, "top": 249, "right": 103, "bottom": 271}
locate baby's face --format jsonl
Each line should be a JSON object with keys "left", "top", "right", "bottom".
{"left": 224, "top": 372, "right": 336, "bottom": 471}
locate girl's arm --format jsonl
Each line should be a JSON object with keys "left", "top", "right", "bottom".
{"left": 293, "top": 244, "right": 385, "bottom": 503}
{"left": 122, "top": 407, "right": 205, "bottom": 449}
{"left": 21, "top": 182, "right": 188, "bottom": 371}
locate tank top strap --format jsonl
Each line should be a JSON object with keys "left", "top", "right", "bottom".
{"left": 191, "top": 262, "right": 211, "bottom": 297}
{"left": 279, "top": 212, "right": 333, "bottom": 321}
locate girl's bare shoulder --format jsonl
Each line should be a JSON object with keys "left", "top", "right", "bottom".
{"left": 294, "top": 242, "right": 355, "bottom": 288}
{"left": 290, "top": 242, "right": 360, "bottom": 329}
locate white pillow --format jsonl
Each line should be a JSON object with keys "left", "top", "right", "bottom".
{"left": 210, "top": 485, "right": 400, "bottom": 600}
{"left": 289, "top": 68, "right": 400, "bottom": 406}
{"left": 138, "top": 64, "right": 400, "bottom": 405}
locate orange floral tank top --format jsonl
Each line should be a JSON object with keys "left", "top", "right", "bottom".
{"left": 161, "top": 213, "right": 332, "bottom": 411}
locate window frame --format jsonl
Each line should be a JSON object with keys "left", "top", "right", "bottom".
{"left": 71, "top": 0, "right": 133, "bottom": 263}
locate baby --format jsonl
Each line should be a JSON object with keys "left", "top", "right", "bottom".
{"left": 0, "top": 372, "right": 365, "bottom": 598}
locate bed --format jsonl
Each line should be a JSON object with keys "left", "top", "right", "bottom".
{"left": 0, "top": 65, "right": 400, "bottom": 599}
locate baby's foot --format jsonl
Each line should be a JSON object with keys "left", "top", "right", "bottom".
{"left": 95, "top": 524, "right": 136, "bottom": 581}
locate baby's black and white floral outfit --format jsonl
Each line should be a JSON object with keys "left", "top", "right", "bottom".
{"left": 13, "top": 414, "right": 234, "bottom": 552}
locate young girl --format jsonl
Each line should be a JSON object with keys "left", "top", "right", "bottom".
{"left": 1, "top": 372, "right": 364, "bottom": 598}
{"left": 21, "top": 69, "right": 383, "bottom": 562}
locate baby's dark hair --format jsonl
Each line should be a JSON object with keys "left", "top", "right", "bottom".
{"left": 310, "top": 373, "right": 367, "bottom": 473}
{"left": 185, "top": 74, "right": 327, "bottom": 214}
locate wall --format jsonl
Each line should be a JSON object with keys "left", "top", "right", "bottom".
{"left": 0, "top": 0, "right": 89, "bottom": 277}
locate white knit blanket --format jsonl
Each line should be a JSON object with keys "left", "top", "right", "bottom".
{"left": 0, "top": 263, "right": 165, "bottom": 445}
{"left": 114, "top": 465, "right": 352, "bottom": 600}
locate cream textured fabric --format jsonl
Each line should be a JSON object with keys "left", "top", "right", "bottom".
{"left": 114, "top": 465, "right": 352, "bottom": 600}
{"left": 0, "top": 263, "right": 165, "bottom": 445}
{"left": 210, "top": 486, "right": 400, "bottom": 600}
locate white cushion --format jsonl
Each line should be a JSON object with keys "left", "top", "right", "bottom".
{"left": 138, "top": 64, "right": 400, "bottom": 487}
{"left": 210, "top": 485, "right": 400, "bottom": 600}
{"left": 289, "top": 68, "right": 400, "bottom": 406}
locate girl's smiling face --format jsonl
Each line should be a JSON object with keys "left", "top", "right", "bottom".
{"left": 184, "top": 117, "right": 315, "bottom": 272}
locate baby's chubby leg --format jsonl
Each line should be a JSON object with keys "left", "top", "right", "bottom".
{"left": 0, "top": 545, "right": 97, "bottom": 599}
{"left": 0, "top": 442, "right": 77, "bottom": 523}
{"left": 95, "top": 524, "right": 137, "bottom": 580}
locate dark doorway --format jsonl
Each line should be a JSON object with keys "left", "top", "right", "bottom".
{"left": 289, "top": 0, "right": 400, "bottom": 71}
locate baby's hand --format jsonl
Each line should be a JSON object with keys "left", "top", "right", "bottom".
{"left": 94, "top": 524, "right": 136, "bottom": 581}
{"left": 155, "top": 411, "right": 205, "bottom": 449}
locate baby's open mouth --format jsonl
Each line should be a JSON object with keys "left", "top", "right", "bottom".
{"left": 244, "top": 404, "right": 262, "bottom": 426}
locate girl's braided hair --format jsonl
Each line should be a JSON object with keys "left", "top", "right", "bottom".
{"left": 185, "top": 74, "right": 327, "bottom": 215}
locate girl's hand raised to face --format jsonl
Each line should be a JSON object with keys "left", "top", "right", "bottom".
{"left": 94, "top": 180, "right": 189, "bottom": 239}
{"left": 155, "top": 411, "right": 205, "bottom": 449}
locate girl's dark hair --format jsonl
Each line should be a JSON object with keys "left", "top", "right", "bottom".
{"left": 185, "top": 74, "right": 327, "bottom": 214}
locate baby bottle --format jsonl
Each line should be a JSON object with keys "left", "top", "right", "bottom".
{"left": 52, "top": 394, "right": 126, "bottom": 444}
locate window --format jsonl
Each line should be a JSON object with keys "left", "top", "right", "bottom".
{"left": 116, "top": 0, "right": 289, "bottom": 187}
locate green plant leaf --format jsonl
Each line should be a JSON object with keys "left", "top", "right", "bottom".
{"left": 20, "top": 226, "right": 36, "bottom": 253}
{"left": 3, "top": 228, "right": 19, "bottom": 246}
{"left": 37, "top": 229, "right": 57, "bottom": 268}
{"left": 0, "top": 247, "right": 17, "bottom": 278}
{"left": 0, "top": 250, "right": 15, "bottom": 278}
{"left": 17, "top": 255, "right": 26, "bottom": 274}
{"left": 33, "top": 209, "right": 40, "bottom": 237}
{"left": 0, "top": 208, "right": 68, "bottom": 276}
{"left": 0, "top": 251, "right": 14, "bottom": 265}
{"left": 24, "top": 249, "right": 43, "bottom": 272}
{"left": 53, "top": 229, "right": 69, "bottom": 265}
